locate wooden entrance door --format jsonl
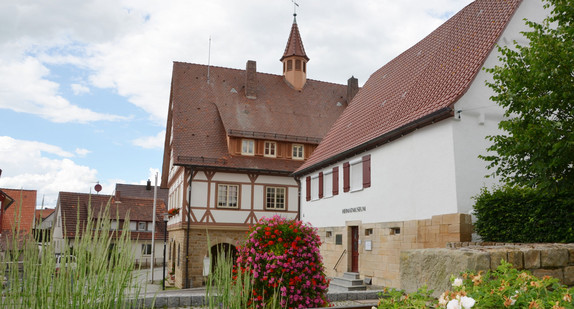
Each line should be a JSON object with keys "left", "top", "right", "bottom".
{"left": 350, "top": 226, "right": 359, "bottom": 272}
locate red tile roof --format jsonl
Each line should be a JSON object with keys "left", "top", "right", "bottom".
{"left": 295, "top": 0, "right": 522, "bottom": 175}
{"left": 166, "top": 62, "right": 348, "bottom": 174}
{"left": 57, "top": 191, "right": 166, "bottom": 240}
{"left": 281, "top": 15, "right": 309, "bottom": 61}
{"left": 0, "top": 188, "right": 36, "bottom": 234}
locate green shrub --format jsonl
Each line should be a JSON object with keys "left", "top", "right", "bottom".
{"left": 473, "top": 186, "right": 574, "bottom": 243}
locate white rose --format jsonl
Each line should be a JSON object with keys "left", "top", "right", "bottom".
{"left": 460, "top": 296, "right": 476, "bottom": 308}
{"left": 452, "top": 278, "right": 463, "bottom": 287}
{"left": 446, "top": 299, "right": 461, "bottom": 309}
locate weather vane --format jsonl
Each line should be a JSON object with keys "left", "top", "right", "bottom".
{"left": 291, "top": 0, "right": 299, "bottom": 16}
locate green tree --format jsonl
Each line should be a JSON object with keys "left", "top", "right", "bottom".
{"left": 482, "top": 0, "right": 574, "bottom": 192}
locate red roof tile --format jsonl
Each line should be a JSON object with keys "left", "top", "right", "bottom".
{"left": 167, "top": 62, "right": 348, "bottom": 173}
{"left": 295, "top": 0, "right": 522, "bottom": 175}
{"left": 57, "top": 192, "right": 166, "bottom": 240}
{"left": 0, "top": 188, "right": 36, "bottom": 234}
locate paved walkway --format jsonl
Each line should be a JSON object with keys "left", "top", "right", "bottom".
{"left": 132, "top": 268, "right": 382, "bottom": 308}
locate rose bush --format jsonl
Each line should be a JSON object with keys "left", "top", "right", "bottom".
{"left": 235, "top": 215, "right": 329, "bottom": 308}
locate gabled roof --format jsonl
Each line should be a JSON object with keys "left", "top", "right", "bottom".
{"left": 295, "top": 0, "right": 522, "bottom": 175}
{"left": 35, "top": 207, "right": 55, "bottom": 223}
{"left": 280, "top": 15, "right": 309, "bottom": 61}
{"left": 164, "top": 62, "right": 348, "bottom": 175}
{"left": 57, "top": 191, "right": 166, "bottom": 240}
{"left": 115, "top": 183, "right": 168, "bottom": 204}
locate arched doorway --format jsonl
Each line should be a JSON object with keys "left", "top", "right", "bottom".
{"left": 210, "top": 243, "right": 237, "bottom": 273}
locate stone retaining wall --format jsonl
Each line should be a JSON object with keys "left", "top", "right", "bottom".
{"left": 400, "top": 243, "right": 574, "bottom": 297}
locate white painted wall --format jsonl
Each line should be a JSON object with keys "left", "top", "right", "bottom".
{"left": 302, "top": 121, "right": 458, "bottom": 228}
{"left": 301, "top": 0, "right": 548, "bottom": 229}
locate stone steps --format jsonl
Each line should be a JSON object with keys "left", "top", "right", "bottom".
{"left": 329, "top": 272, "right": 367, "bottom": 291}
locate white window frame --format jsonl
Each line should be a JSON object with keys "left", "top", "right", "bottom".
{"left": 217, "top": 184, "right": 239, "bottom": 208}
{"left": 241, "top": 139, "right": 255, "bottom": 155}
{"left": 264, "top": 141, "right": 277, "bottom": 158}
{"left": 350, "top": 158, "right": 363, "bottom": 192}
{"left": 324, "top": 171, "right": 333, "bottom": 198}
{"left": 265, "top": 187, "right": 286, "bottom": 210}
{"left": 138, "top": 222, "right": 147, "bottom": 231}
{"left": 292, "top": 144, "right": 304, "bottom": 160}
{"left": 311, "top": 175, "right": 320, "bottom": 201}
{"left": 141, "top": 244, "right": 152, "bottom": 255}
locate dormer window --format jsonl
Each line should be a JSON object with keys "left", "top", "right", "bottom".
{"left": 264, "top": 141, "right": 277, "bottom": 157}
{"left": 292, "top": 144, "right": 304, "bottom": 160}
{"left": 242, "top": 139, "right": 254, "bottom": 155}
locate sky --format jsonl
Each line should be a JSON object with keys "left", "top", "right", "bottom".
{"left": 0, "top": 0, "right": 473, "bottom": 208}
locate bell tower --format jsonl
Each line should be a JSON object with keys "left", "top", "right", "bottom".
{"left": 280, "top": 13, "right": 309, "bottom": 91}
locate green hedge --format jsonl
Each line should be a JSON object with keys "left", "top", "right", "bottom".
{"left": 473, "top": 186, "right": 574, "bottom": 243}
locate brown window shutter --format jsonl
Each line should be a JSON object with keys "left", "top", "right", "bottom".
{"left": 235, "top": 138, "right": 241, "bottom": 154}
{"left": 256, "top": 140, "right": 264, "bottom": 156}
{"left": 332, "top": 166, "right": 339, "bottom": 195}
{"left": 362, "top": 155, "right": 371, "bottom": 188}
{"left": 343, "top": 162, "right": 350, "bottom": 192}
{"left": 318, "top": 172, "right": 324, "bottom": 198}
{"left": 306, "top": 176, "right": 311, "bottom": 201}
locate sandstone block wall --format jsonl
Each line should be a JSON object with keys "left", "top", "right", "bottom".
{"left": 319, "top": 213, "right": 473, "bottom": 288}
{"left": 401, "top": 243, "right": 574, "bottom": 296}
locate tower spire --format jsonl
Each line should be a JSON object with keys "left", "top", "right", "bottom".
{"left": 281, "top": 4, "right": 309, "bottom": 91}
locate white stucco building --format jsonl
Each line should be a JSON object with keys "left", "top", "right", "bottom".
{"left": 293, "top": 0, "right": 548, "bottom": 288}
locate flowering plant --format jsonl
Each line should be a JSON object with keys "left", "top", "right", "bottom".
{"left": 235, "top": 215, "right": 329, "bottom": 308}
{"left": 167, "top": 208, "right": 180, "bottom": 216}
{"left": 378, "top": 260, "right": 573, "bottom": 308}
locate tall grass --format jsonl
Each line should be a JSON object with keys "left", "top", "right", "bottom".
{"left": 205, "top": 239, "right": 282, "bottom": 309}
{"left": 0, "top": 197, "right": 143, "bottom": 308}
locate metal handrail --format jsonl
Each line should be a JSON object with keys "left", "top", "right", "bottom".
{"left": 333, "top": 249, "right": 346, "bottom": 270}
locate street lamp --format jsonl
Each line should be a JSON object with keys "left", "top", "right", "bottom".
{"left": 162, "top": 213, "right": 169, "bottom": 290}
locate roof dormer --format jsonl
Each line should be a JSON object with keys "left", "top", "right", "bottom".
{"left": 280, "top": 14, "right": 309, "bottom": 91}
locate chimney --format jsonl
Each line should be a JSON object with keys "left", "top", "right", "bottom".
{"left": 245, "top": 60, "right": 257, "bottom": 100}
{"left": 347, "top": 76, "right": 359, "bottom": 104}
{"left": 146, "top": 179, "right": 151, "bottom": 191}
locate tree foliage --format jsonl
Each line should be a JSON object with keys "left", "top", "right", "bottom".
{"left": 482, "top": 0, "right": 574, "bottom": 192}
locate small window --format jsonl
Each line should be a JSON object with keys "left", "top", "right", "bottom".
{"left": 292, "top": 144, "right": 304, "bottom": 160}
{"left": 265, "top": 187, "right": 286, "bottom": 209}
{"left": 390, "top": 227, "right": 401, "bottom": 235}
{"left": 326, "top": 231, "right": 333, "bottom": 238}
{"left": 310, "top": 175, "right": 320, "bottom": 201}
{"left": 217, "top": 184, "right": 239, "bottom": 208}
{"left": 324, "top": 172, "right": 333, "bottom": 198}
{"left": 287, "top": 60, "right": 293, "bottom": 71}
{"left": 295, "top": 59, "right": 301, "bottom": 71}
{"left": 138, "top": 222, "right": 147, "bottom": 231}
{"left": 242, "top": 139, "right": 254, "bottom": 155}
{"left": 335, "top": 234, "right": 343, "bottom": 245}
{"left": 303, "top": 61, "right": 306, "bottom": 73}
{"left": 141, "top": 244, "right": 152, "bottom": 255}
{"left": 365, "top": 228, "right": 373, "bottom": 236}
{"left": 264, "top": 141, "right": 277, "bottom": 157}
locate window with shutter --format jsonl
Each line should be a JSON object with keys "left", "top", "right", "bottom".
{"left": 343, "top": 162, "right": 350, "bottom": 192}
{"left": 332, "top": 166, "right": 339, "bottom": 195}
{"left": 318, "top": 172, "right": 324, "bottom": 198}
{"left": 362, "top": 155, "right": 371, "bottom": 188}
{"left": 305, "top": 176, "right": 311, "bottom": 201}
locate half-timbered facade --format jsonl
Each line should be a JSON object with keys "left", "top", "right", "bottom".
{"left": 161, "top": 14, "right": 358, "bottom": 288}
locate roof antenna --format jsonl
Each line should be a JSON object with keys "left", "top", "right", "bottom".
{"left": 207, "top": 36, "right": 212, "bottom": 84}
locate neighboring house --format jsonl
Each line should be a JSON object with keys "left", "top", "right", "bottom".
{"left": 293, "top": 0, "right": 547, "bottom": 289}
{"left": 52, "top": 191, "right": 167, "bottom": 267}
{"left": 161, "top": 14, "right": 358, "bottom": 288}
{"left": 0, "top": 188, "right": 37, "bottom": 251}
{"left": 33, "top": 207, "right": 55, "bottom": 242}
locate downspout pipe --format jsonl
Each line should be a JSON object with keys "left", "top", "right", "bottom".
{"left": 185, "top": 168, "right": 193, "bottom": 288}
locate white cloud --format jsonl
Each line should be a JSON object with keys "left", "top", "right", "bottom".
{"left": 75, "top": 148, "right": 91, "bottom": 157}
{"left": 0, "top": 136, "right": 99, "bottom": 208}
{"left": 0, "top": 58, "right": 129, "bottom": 123}
{"left": 132, "top": 131, "right": 165, "bottom": 149}
{"left": 71, "top": 83, "right": 90, "bottom": 95}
